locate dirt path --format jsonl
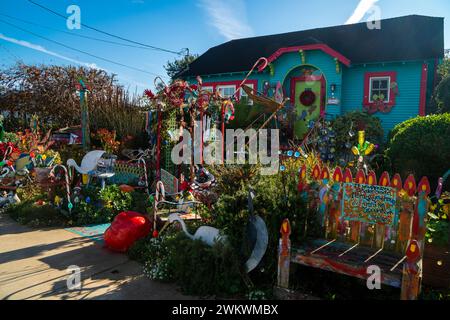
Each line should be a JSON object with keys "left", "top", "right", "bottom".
{"left": 0, "top": 214, "right": 195, "bottom": 300}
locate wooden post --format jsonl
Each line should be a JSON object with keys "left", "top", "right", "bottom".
{"left": 221, "top": 102, "right": 225, "bottom": 164}
{"left": 200, "top": 108, "right": 204, "bottom": 165}
{"left": 401, "top": 240, "right": 422, "bottom": 300}
{"left": 278, "top": 219, "right": 291, "bottom": 289}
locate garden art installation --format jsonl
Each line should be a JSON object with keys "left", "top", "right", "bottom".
{"left": 278, "top": 163, "right": 432, "bottom": 300}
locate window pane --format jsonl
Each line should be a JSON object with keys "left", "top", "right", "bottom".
{"left": 219, "top": 86, "right": 235, "bottom": 98}
{"left": 372, "top": 80, "right": 380, "bottom": 89}
{"left": 369, "top": 76, "right": 390, "bottom": 102}
{"left": 240, "top": 84, "right": 253, "bottom": 97}
{"left": 379, "top": 80, "right": 388, "bottom": 89}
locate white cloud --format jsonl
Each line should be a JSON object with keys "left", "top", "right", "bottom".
{"left": 345, "top": 0, "right": 379, "bottom": 24}
{"left": 198, "top": 0, "right": 254, "bottom": 41}
{"left": 0, "top": 32, "right": 104, "bottom": 70}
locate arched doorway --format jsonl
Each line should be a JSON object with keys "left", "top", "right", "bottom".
{"left": 283, "top": 66, "right": 326, "bottom": 139}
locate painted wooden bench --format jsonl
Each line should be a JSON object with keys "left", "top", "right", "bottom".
{"left": 277, "top": 165, "right": 431, "bottom": 300}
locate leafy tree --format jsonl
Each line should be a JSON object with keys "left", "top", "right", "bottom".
{"left": 385, "top": 114, "right": 450, "bottom": 189}
{"left": 432, "top": 52, "right": 450, "bottom": 113}
{"left": 164, "top": 53, "right": 198, "bottom": 80}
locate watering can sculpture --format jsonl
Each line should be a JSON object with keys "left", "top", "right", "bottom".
{"left": 245, "top": 187, "right": 269, "bottom": 273}
{"left": 165, "top": 187, "right": 268, "bottom": 273}
{"left": 66, "top": 150, "right": 106, "bottom": 175}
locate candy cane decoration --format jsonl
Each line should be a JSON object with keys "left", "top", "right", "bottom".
{"left": 50, "top": 165, "right": 73, "bottom": 214}
{"left": 139, "top": 158, "right": 149, "bottom": 195}
{"left": 2, "top": 145, "right": 12, "bottom": 161}
{"left": 152, "top": 181, "right": 165, "bottom": 235}
{"left": 1, "top": 145, "right": 15, "bottom": 172}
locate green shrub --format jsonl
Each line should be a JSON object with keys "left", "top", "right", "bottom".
{"left": 130, "top": 228, "right": 244, "bottom": 297}
{"left": 72, "top": 185, "right": 149, "bottom": 225}
{"left": 331, "top": 111, "right": 384, "bottom": 159}
{"left": 385, "top": 114, "right": 450, "bottom": 188}
{"left": 6, "top": 198, "right": 67, "bottom": 227}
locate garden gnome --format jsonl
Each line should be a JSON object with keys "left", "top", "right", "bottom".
{"left": 0, "top": 115, "right": 5, "bottom": 142}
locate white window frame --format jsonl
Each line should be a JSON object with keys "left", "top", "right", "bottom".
{"left": 368, "top": 76, "right": 391, "bottom": 103}
{"left": 202, "top": 86, "right": 214, "bottom": 93}
{"left": 216, "top": 85, "right": 236, "bottom": 98}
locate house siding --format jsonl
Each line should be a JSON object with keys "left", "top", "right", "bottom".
{"left": 185, "top": 57, "right": 432, "bottom": 138}
{"left": 269, "top": 50, "right": 343, "bottom": 119}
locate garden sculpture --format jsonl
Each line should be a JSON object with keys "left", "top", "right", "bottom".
{"left": 244, "top": 187, "right": 268, "bottom": 273}
{"left": 49, "top": 164, "right": 73, "bottom": 214}
{"left": 0, "top": 191, "right": 20, "bottom": 208}
{"left": 167, "top": 213, "right": 226, "bottom": 246}
{"left": 66, "top": 150, "right": 106, "bottom": 176}
{"left": 75, "top": 79, "right": 91, "bottom": 151}
{"left": 0, "top": 115, "right": 4, "bottom": 142}
{"left": 351, "top": 129, "right": 376, "bottom": 174}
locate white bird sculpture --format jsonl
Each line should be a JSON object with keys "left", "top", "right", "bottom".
{"left": 66, "top": 150, "right": 106, "bottom": 175}
{"left": 167, "top": 213, "right": 226, "bottom": 246}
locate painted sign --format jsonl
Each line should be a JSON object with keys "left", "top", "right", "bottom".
{"left": 161, "top": 169, "right": 178, "bottom": 194}
{"left": 342, "top": 182, "right": 397, "bottom": 225}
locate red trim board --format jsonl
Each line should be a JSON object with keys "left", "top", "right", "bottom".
{"left": 290, "top": 75, "right": 326, "bottom": 117}
{"left": 202, "top": 79, "right": 258, "bottom": 100}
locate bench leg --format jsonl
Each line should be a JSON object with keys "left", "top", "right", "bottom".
{"left": 400, "top": 261, "right": 422, "bottom": 300}
{"left": 277, "top": 237, "right": 291, "bottom": 288}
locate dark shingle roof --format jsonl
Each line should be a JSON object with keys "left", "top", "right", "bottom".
{"left": 180, "top": 15, "right": 444, "bottom": 77}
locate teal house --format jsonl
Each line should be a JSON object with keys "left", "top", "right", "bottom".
{"left": 179, "top": 15, "right": 444, "bottom": 138}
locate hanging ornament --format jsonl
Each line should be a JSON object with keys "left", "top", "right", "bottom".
{"left": 268, "top": 63, "right": 275, "bottom": 77}
{"left": 335, "top": 58, "right": 340, "bottom": 73}
{"left": 223, "top": 100, "right": 235, "bottom": 123}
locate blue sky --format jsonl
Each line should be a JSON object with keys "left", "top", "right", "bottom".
{"left": 0, "top": 0, "right": 448, "bottom": 92}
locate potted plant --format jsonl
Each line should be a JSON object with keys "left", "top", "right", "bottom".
{"left": 33, "top": 150, "right": 62, "bottom": 185}
{"left": 423, "top": 192, "right": 450, "bottom": 288}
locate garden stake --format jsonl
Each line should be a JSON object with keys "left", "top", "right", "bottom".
{"left": 49, "top": 164, "right": 72, "bottom": 214}
{"left": 139, "top": 158, "right": 149, "bottom": 195}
